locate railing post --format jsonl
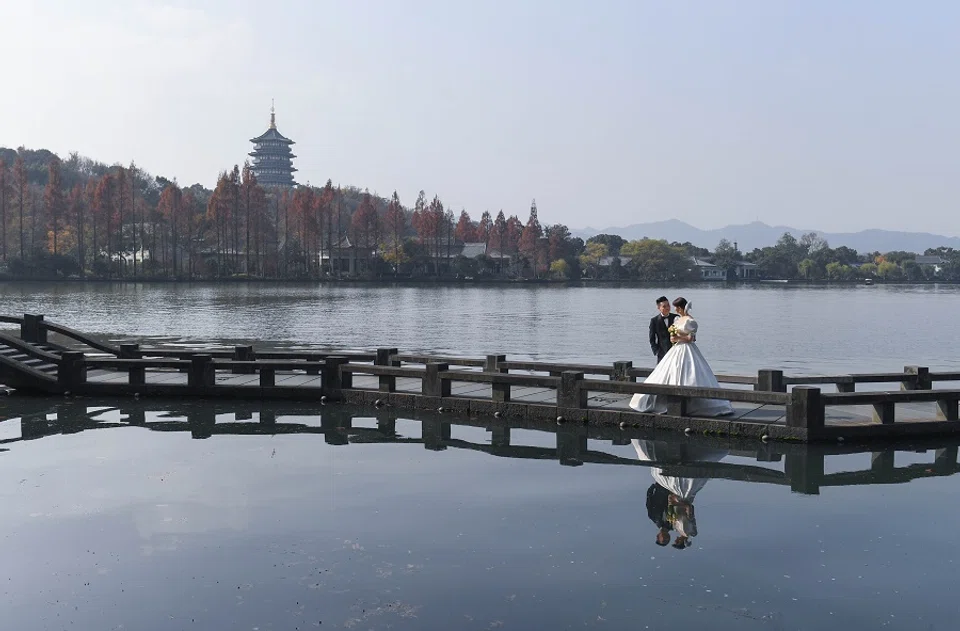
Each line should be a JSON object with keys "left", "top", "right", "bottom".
{"left": 935, "top": 446, "right": 958, "bottom": 469}
{"left": 127, "top": 409, "right": 146, "bottom": 426}
{"left": 259, "top": 366, "right": 276, "bottom": 387}
{"left": 784, "top": 450, "right": 824, "bottom": 495}
{"left": 936, "top": 395, "right": 959, "bottom": 421}
{"left": 836, "top": 379, "right": 856, "bottom": 393}
{"left": 557, "top": 424, "right": 587, "bottom": 466}
{"left": 305, "top": 353, "right": 322, "bottom": 376}
{"left": 492, "top": 379, "right": 511, "bottom": 402}
{"left": 119, "top": 343, "right": 140, "bottom": 359}
{"left": 872, "top": 402, "right": 895, "bottom": 424}
{"left": 756, "top": 369, "right": 785, "bottom": 392}
{"left": 57, "top": 351, "right": 86, "bottom": 389}
{"left": 321, "top": 410, "right": 351, "bottom": 445}
{"left": 786, "top": 386, "right": 824, "bottom": 430}
{"left": 233, "top": 345, "right": 255, "bottom": 374}
{"left": 21, "top": 314, "right": 46, "bottom": 344}
{"left": 376, "top": 412, "right": 396, "bottom": 437}
{"left": 422, "top": 418, "right": 451, "bottom": 451}
{"left": 871, "top": 451, "right": 894, "bottom": 473}
{"left": 423, "top": 362, "right": 450, "bottom": 398}
{"left": 378, "top": 373, "right": 397, "bottom": 392}
{"left": 376, "top": 347, "right": 399, "bottom": 367}
{"left": 260, "top": 410, "right": 277, "bottom": 426}
{"left": 490, "top": 426, "right": 511, "bottom": 447}
{"left": 321, "top": 356, "right": 352, "bottom": 398}
{"left": 613, "top": 360, "right": 634, "bottom": 382}
{"left": 557, "top": 371, "right": 586, "bottom": 409}
{"left": 129, "top": 364, "right": 146, "bottom": 386}
{"left": 188, "top": 354, "right": 215, "bottom": 388}
{"left": 902, "top": 366, "right": 931, "bottom": 391}
{"left": 485, "top": 354, "right": 507, "bottom": 373}
{"left": 189, "top": 410, "right": 216, "bottom": 439}
{"left": 665, "top": 395, "right": 688, "bottom": 417}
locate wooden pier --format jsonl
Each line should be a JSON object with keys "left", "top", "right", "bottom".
{"left": 2, "top": 313, "right": 960, "bottom": 443}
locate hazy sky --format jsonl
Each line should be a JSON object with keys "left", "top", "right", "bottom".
{"left": 2, "top": 1, "right": 958, "bottom": 234}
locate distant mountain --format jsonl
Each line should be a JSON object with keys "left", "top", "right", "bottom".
{"left": 571, "top": 220, "right": 960, "bottom": 254}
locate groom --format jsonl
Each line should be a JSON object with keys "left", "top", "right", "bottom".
{"left": 649, "top": 296, "right": 678, "bottom": 363}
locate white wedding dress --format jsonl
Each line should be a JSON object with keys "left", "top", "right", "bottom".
{"left": 632, "top": 439, "right": 729, "bottom": 539}
{"left": 632, "top": 439, "right": 729, "bottom": 503}
{"left": 629, "top": 315, "right": 734, "bottom": 417}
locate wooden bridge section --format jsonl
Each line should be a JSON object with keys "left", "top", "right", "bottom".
{"left": 2, "top": 313, "right": 960, "bottom": 443}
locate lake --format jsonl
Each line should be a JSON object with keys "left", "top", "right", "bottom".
{"left": 1, "top": 282, "right": 959, "bottom": 629}
{"left": 2, "top": 281, "right": 959, "bottom": 375}
{"left": 1, "top": 398, "right": 958, "bottom": 630}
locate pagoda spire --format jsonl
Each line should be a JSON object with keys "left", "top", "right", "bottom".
{"left": 269, "top": 99, "right": 276, "bottom": 130}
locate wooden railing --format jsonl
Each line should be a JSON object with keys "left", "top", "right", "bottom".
{"left": 5, "top": 313, "right": 960, "bottom": 442}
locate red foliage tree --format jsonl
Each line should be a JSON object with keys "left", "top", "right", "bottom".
{"left": 492, "top": 210, "right": 508, "bottom": 268}
{"left": 410, "top": 190, "right": 428, "bottom": 241}
{"left": 350, "top": 190, "right": 380, "bottom": 254}
{"left": 383, "top": 191, "right": 406, "bottom": 274}
{"left": 316, "top": 180, "right": 336, "bottom": 270}
{"left": 228, "top": 165, "right": 241, "bottom": 270}
{"left": 427, "top": 195, "right": 447, "bottom": 275}
{"left": 158, "top": 184, "right": 183, "bottom": 276}
{"left": 240, "top": 164, "right": 266, "bottom": 275}
{"left": 454, "top": 210, "right": 476, "bottom": 242}
{"left": 505, "top": 215, "right": 523, "bottom": 255}
{"left": 0, "top": 159, "right": 8, "bottom": 261}
{"left": 68, "top": 184, "right": 86, "bottom": 274}
{"left": 518, "top": 200, "right": 544, "bottom": 276}
{"left": 180, "top": 190, "right": 203, "bottom": 278}
{"left": 206, "top": 171, "right": 232, "bottom": 275}
{"left": 13, "top": 156, "right": 28, "bottom": 260}
{"left": 44, "top": 158, "right": 65, "bottom": 256}
{"left": 114, "top": 166, "right": 127, "bottom": 275}
{"left": 476, "top": 211, "right": 492, "bottom": 249}
{"left": 93, "top": 174, "right": 116, "bottom": 273}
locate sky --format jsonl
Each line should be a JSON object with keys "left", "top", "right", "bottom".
{"left": 1, "top": 0, "right": 958, "bottom": 235}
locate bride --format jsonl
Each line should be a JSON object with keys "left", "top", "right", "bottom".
{"left": 634, "top": 439, "right": 729, "bottom": 549}
{"left": 629, "top": 297, "right": 733, "bottom": 417}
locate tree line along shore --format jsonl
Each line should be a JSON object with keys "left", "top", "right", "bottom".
{"left": 1, "top": 146, "right": 956, "bottom": 283}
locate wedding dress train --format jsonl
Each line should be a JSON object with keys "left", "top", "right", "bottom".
{"left": 629, "top": 316, "right": 734, "bottom": 417}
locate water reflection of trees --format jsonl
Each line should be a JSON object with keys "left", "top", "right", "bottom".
{"left": 2, "top": 398, "right": 959, "bottom": 495}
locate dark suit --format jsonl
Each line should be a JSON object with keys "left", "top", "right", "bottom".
{"left": 646, "top": 483, "right": 671, "bottom": 530}
{"left": 649, "top": 312, "right": 678, "bottom": 363}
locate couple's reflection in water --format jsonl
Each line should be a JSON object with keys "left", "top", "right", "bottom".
{"left": 633, "top": 439, "right": 727, "bottom": 550}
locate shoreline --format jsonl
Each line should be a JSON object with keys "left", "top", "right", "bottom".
{"left": 0, "top": 276, "right": 955, "bottom": 287}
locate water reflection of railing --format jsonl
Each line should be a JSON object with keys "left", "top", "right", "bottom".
{"left": 2, "top": 399, "right": 958, "bottom": 495}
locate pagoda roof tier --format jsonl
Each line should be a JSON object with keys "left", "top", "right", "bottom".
{"left": 249, "top": 127, "right": 295, "bottom": 144}
{"left": 247, "top": 151, "right": 297, "bottom": 160}
{"left": 251, "top": 164, "right": 298, "bottom": 171}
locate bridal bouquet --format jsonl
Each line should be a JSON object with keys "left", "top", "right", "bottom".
{"left": 668, "top": 324, "right": 679, "bottom": 337}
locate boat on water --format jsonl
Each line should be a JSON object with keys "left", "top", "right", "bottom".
{"left": 864, "top": 278, "right": 874, "bottom": 286}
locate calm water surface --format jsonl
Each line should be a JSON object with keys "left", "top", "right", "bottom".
{"left": 2, "top": 283, "right": 960, "bottom": 628}
{"left": 1, "top": 398, "right": 958, "bottom": 629}
{"left": 2, "top": 281, "right": 959, "bottom": 374}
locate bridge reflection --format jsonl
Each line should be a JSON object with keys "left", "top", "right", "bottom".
{"left": 2, "top": 398, "right": 958, "bottom": 495}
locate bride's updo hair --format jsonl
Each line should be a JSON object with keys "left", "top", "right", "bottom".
{"left": 672, "top": 297, "right": 689, "bottom": 313}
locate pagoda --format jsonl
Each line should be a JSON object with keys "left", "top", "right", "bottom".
{"left": 248, "top": 102, "right": 297, "bottom": 187}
